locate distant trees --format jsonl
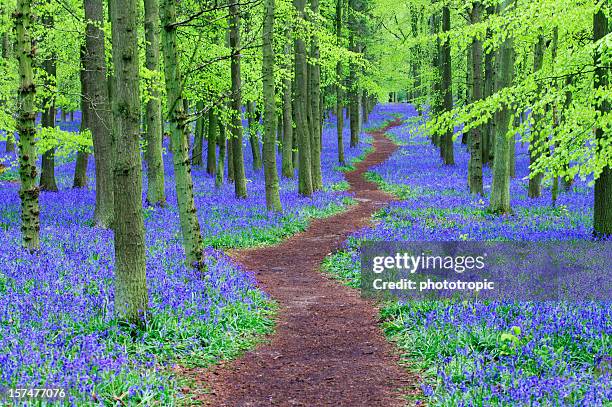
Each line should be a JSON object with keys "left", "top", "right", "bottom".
{"left": 4, "top": 0, "right": 385, "bottom": 276}
{"left": 385, "top": 0, "right": 611, "bottom": 235}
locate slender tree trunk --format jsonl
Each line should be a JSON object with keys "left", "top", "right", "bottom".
{"left": 282, "top": 56, "right": 294, "bottom": 177}
{"left": 144, "top": 0, "right": 166, "bottom": 206}
{"left": 277, "top": 112, "right": 283, "bottom": 154}
{"left": 83, "top": 0, "right": 114, "bottom": 228}
{"left": 109, "top": 0, "right": 149, "bottom": 323}
{"left": 192, "top": 101, "right": 205, "bottom": 166}
{"left": 246, "top": 101, "right": 262, "bottom": 170}
{"left": 262, "top": 0, "right": 282, "bottom": 210}
{"left": 161, "top": 0, "right": 204, "bottom": 268}
{"left": 216, "top": 121, "right": 226, "bottom": 187}
{"left": 294, "top": 0, "right": 313, "bottom": 196}
{"left": 464, "top": 43, "right": 472, "bottom": 122}
{"left": 40, "top": 46, "right": 59, "bottom": 192}
{"left": 228, "top": 1, "right": 247, "bottom": 198}
{"left": 74, "top": 45, "right": 89, "bottom": 188}
{"left": 15, "top": 0, "right": 40, "bottom": 250}
{"left": 440, "top": 6, "right": 454, "bottom": 165}
{"left": 594, "top": 4, "right": 612, "bottom": 236}
{"left": 336, "top": 0, "right": 345, "bottom": 165}
{"left": 348, "top": 6, "right": 359, "bottom": 149}
{"left": 207, "top": 106, "right": 217, "bottom": 176}
{"left": 309, "top": 0, "right": 323, "bottom": 191}
{"left": 482, "top": 5, "right": 495, "bottom": 164}
{"left": 430, "top": 12, "right": 441, "bottom": 147}
{"left": 468, "top": 3, "right": 483, "bottom": 194}
{"left": 561, "top": 75, "right": 574, "bottom": 191}
{"left": 528, "top": 35, "right": 546, "bottom": 198}
{"left": 227, "top": 132, "right": 234, "bottom": 181}
{"left": 489, "top": 0, "right": 515, "bottom": 214}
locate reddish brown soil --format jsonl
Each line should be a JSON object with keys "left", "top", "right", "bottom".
{"left": 181, "top": 119, "right": 421, "bottom": 406}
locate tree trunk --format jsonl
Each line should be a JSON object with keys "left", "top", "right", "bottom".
{"left": 430, "top": 12, "right": 441, "bottom": 147}
{"left": 348, "top": 12, "right": 360, "bottom": 148}
{"left": 262, "top": 0, "right": 282, "bottom": 211}
{"left": 594, "top": 5, "right": 612, "bottom": 236}
{"left": 246, "top": 101, "right": 262, "bottom": 170}
{"left": 15, "top": 0, "right": 40, "bottom": 250}
{"left": 282, "top": 58, "right": 294, "bottom": 177}
{"left": 309, "top": 0, "right": 323, "bottom": 191}
{"left": 440, "top": 6, "right": 454, "bottom": 165}
{"left": 83, "top": 0, "right": 114, "bottom": 228}
{"left": 161, "top": 0, "right": 205, "bottom": 268}
{"left": 228, "top": 1, "right": 247, "bottom": 198}
{"left": 207, "top": 106, "right": 217, "bottom": 176}
{"left": 489, "top": 0, "right": 515, "bottom": 214}
{"left": 192, "top": 101, "right": 205, "bottom": 166}
{"left": 294, "top": 0, "right": 313, "bottom": 196}
{"left": 457, "top": 42, "right": 470, "bottom": 145}
{"left": 227, "top": 131, "right": 234, "bottom": 181}
{"left": 144, "top": 0, "right": 166, "bottom": 206}
{"left": 109, "top": 0, "right": 149, "bottom": 323}
{"left": 482, "top": 26, "right": 494, "bottom": 164}
{"left": 336, "top": 0, "right": 345, "bottom": 165}
{"left": 74, "top": 45, "right": 89, "bottom": 188}
{"left": 40, "top": 46, "right": 59, "bottom": 192}
{"left": 468, "top": 3, "right": 483, "bottom": 195}
{"left": 216, "top": 121, "right": 226, "bottom": 187}
{"left": 528, "top": 34, "right": 546, "bottom": 198}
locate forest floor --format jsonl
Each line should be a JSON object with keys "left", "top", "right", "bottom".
{"left": 179, "top": 118, "right": 423, "bottom": 406}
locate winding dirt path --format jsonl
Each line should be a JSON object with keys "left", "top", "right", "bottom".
{"left": 184, "top": 118, "right": 421, "bottom": 406}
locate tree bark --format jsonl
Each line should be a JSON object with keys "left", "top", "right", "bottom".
{"left": 282, "top": 57, "right": 294, "bottom": 177}
{"left": 309, "top": 0, "right": 323, "bottom": 191}
{"left": 246, "top": 101, "right": 262, "bottom": 170}
{"left": 262, "top": 0, "right": 282, "bottom": 210}
{"left": 216, "top": 120, "right": 226, "bottom": 187}
{"left": 144, "top": 0, "right": 166, "bottom": 206}
{"left": 336, "top": 0, "right": 345, "bottom": 164}
{"left": 228, "top": 1, "right": 247, "bottom": 198}
{"left": 528, "top": 34, "right": 546, "bottom": 198}
{"left": 489, "top": 0, "right": 515, "bottom": 214}
{"left": 15, "top": 0, "right": 40, "bottom": 250}
{"left": 39, "top": 45, "right": 59, "bottom": 192}
{"left": 161, "top": 0, "right": 205, "bottom": 268}
{"left": 594, "top": 4, "right": 612, "bottom": 236}
{"left": 440, "top": 6, "right": 454, "bottom": 165}
{"left": 83, "top": 0, "right": 114, "bottom": 228}
{"left": 468, "top": 3, "right": 483, "bottom": 195}
{"left": 207, "top": 105, "right": 217, "bottom": 176}
{"left": 74, "top": 45, "right": 89, "bottom": 188}
{"left": 109, "top": 0, "right": 149, "bottom": 323}
{"left": 192, "top": 101, "right": 205, "bottom": 166}
{"left": 294, "top": 0, "right": 313, "bottom": 196}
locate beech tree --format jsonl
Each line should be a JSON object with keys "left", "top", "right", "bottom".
{"left": 143, "top": 0, "right": 166, "bottom": 206}
{"left": 109, "top": 0, "right": 149, "bottom": 322}
{"left": 83, "top": 0, "right": 114, "bottom": 228}
{"left": 262, "top": 0, "right": 282, "bottom": 210}
{"left": 161, "top": 0, "right": 204, "bottom": 268}
{"left": 14, "top": 0, "right": 40, "bottom": 250}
